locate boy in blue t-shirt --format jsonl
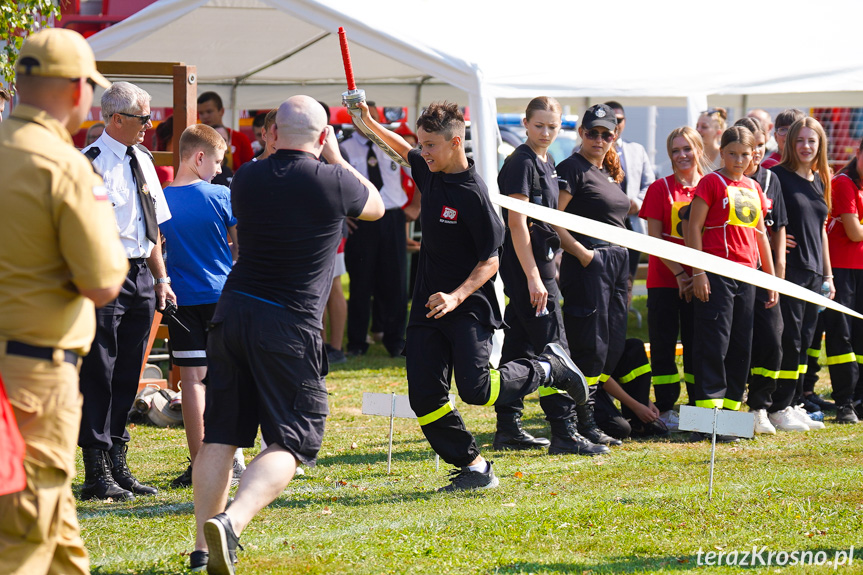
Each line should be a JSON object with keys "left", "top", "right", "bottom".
{"left": 160, "top": 124, "right": 239, "bottom": 489}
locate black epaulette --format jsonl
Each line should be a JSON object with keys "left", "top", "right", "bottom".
{"left": 83, "top": 147, "right": 103, "bottom": 176}
{"left": 135, "top": 144, "right": 154, "bottom": 162}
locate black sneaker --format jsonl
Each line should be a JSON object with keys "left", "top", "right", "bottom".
{"left": 629, "top": 419, "right": 670, "bottom": 438}
{"left": 800, "top": 395, "right": 824, "bottom": 414}
{"left": 231, "top": 457, "right": 244, "bottom": 487}
{"left": 540, "top": 343, "right": 588, "bottom": 405}
{"left": 805, "top": 393, "right": 837, "bottom": 412}
{"left": 437, "top": 461, "right": 499, "bottom": 492}
{"left": 204, "top": 513, "right": 243, "bottom": 575}
{"left": 835, "top": 404, "right": 859, "bottom": 424}
{"left": 325, "top": 344, "right": 347, "bottom": 365}
{"left": 189, "top": 550, "right": 208, "bottom": 572}
{"left": 170, "top": 461, "right": 193, "bottom": 488}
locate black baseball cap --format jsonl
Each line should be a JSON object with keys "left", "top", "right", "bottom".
{"left": 581, "top": 104, "right": 618, "bottom": 131}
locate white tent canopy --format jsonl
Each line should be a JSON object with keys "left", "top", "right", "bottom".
{"left": 88, "top": 0, "right": 863, "bottom": 189}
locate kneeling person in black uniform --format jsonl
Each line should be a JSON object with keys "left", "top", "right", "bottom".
{"left": 353, "top": 100, "right": 590, "bottom": 491}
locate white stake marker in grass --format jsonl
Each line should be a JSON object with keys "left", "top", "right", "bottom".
{"left": 678, "top": 405, "right": 755, "bottom": 500}
{"left": 362, "top": 393, "right": 454, "bottom": 474}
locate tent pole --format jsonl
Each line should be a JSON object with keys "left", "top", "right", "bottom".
{"left": 230, "top": 81, "right": 238, "bottom": 131}
{"left": 647, "top": 105, "right": 657, "bottom": 170}
{"left": 413, "top": 76, "right": 432, "bottom": 128}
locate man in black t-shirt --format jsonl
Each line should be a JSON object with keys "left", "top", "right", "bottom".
{"left": 191, "top": 95, "right": 384, "bottom": 575}
{"left": 351, "top": 100, "right": 590, "bottom": 492}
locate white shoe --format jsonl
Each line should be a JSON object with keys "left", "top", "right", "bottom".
{"left": 753, "top": 409, "right": 776, "bottom": 435}
{"left": 658, "top": 410, "right": 680, "bottom": 432}
{"left": 768, "top": 407, "right": 809, "bottom": 431}
{"left": 793, "top": 405, "right": 825, "bottom": 430}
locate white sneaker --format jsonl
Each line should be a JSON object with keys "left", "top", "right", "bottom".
{"left": 793, "top": 405, "right": 825, "bottom": 429}
{"left": 658, "top": 410, "right": 680, "bottom": 432}
{"left": 768, "top": 407, "right": 809, "bottom": 431}
{"left": 753, "top": 409, "right": 776, "bottom": 435}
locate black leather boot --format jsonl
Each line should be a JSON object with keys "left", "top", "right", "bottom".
{"left": 493, "top": 412, "right": 550, "bottom": 450}
{"left": 575, "top": 398, "right": 622, "bottom": 447}
{"left": 80, "top": 447, "right": 135, "bottom": 501}
{"left": 548, "top": 418, "right": 609, "bottom": 455}
{"left": 109, "top": 442, "right": 158, "bottom": 496}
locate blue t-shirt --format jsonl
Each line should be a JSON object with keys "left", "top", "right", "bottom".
{"left": 161, "top": 181, "right": 236, "bottom": 305}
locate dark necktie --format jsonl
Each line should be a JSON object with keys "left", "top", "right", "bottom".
{"left": 366, "top": 141, "right": 383, "bottom": 190}
{"left": 127, "top": 146, "right": 159, "bottom": 244}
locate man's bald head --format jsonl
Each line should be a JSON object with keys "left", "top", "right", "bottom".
{"left": 747, "top": 108, "right": 773, "bottom": 134}
{"left": 274, "top": 96, "right": 327, "bottom": 148}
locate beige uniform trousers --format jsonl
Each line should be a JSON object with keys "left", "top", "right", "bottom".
{"left": 0, "top": 350, "right": 88, "bottom": 575}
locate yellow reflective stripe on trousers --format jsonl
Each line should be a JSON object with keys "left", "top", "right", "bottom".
{"left": 826, "top": 352, "right": 857, "bottom": 366}
{"left": 484, "top": 369, "right": 501, "bottom": 406}
{"left": 585, "top": 375, "right": 601, "bottom": 386}
{"left": 683, "top": 372, "right": 695, "bottom": 384}
{"left": 806, "top": 347, "right": 821, "bottom": 358}
{"left": 750, "top": 367, "right": 780, "bottom": 379}
{"left": 798, "top": 363, "right": 808, "bottom": 375}
{"left": 723, "top": 398, "right": 741, "bottom": 411}
{"left": 538, "top": 385, "right": 565, "bottom": 397}
{"left": 858, "top": 355, "right": 863, "bottom": 364}
{"left": 695, "top": 399, "right": 724, "bottom": 408}
{"left": 652, "top": 373, "right": 680, "bottom": 385}
{"left": 417, "top": 400, "right": 454, "bottom": 426}
{"left": 599, "top": 373, "right": 610, "bottom": 383}
{"left": 618, "top": 363, "right": 651, "bottom": 384}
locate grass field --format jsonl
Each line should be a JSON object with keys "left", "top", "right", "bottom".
{"left": 76, "top": 297, "right": 863, "bottom": 575}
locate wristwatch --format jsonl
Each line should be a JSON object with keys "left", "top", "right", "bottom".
{"left": 155, "top": 276, "right": 171, "bottom": 285}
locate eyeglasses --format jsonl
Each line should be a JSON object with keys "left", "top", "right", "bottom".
{"left": 583, "top": 128, "right": 616, "bottom": 142}
{"left": 775, "top": 127, "right": 790, "bottom": 137}
{"left": 117, "top": 112, "right": 151, "bottom": 125}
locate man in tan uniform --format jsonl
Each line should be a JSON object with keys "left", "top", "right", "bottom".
{"left": 0, "top": 29, "right": 128, "bottom": 575}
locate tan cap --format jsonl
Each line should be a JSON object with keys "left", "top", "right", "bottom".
{"left": 16, "top": 28, "right": 110, "bottom": 89}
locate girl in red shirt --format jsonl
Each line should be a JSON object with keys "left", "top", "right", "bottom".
{"left": 686, "top": 127, "right": 776, "bottom": 439}
{"left": 638, "top": 126, "right": 704, "bottom": 430}
{"left": 824, "top": 138, "right": 863, "bottom": 423}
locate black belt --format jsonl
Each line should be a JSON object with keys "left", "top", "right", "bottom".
{"left": 128, "top": 257, "right": 147, "bottom": 265}
{"left": 6, "top": 341, "right": 79, "bottom": 365}
{"left": 574, "top": 234, "right": 611, "bottom": 249}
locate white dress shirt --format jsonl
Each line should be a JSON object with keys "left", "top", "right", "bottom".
{"left": 340, "top": 132, "right": 406, "bottom": 210}
{"left": 83, "top": 132, "right": 171, "bottom": 258}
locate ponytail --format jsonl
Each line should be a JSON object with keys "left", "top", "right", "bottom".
{"left": 604, "top": 144, "right": 625, "bottom": 183}
{"left": 837, "top": 137, "right": 863, "bottom": 188}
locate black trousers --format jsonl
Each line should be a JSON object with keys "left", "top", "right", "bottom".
{"left": 405, "top": 315, "right": 544, "bottom": 467}
{"left": 561, "top": 246, "right": 629, "bottom": 386}
{"left": 824, "top": 268, "right": 863, "bottom": 405}
{"left": 802, "top": 314, "right": 824, "bottom": 394}
{"left": 78, "top": 260, "right": 155, "bottom": 450}
{"left": 496, "top": 274, "right": 576, "bottom": 422}
{"left": 771, "top": 267, "right": 820, "bottom": 412}
{"left": 345, "top": 208, "right": 407, "bottom": 355}
{"left": 747, "top": 286, "right": 785, "bottom": 411}
{"left": 594, "top": 338, "right": 653, "bottom": 440}
{"left": 646, "top": 287, "right": 694, "bottom": 413}
{"left": 692, "top": 273, "right": 755, "bottom": 410}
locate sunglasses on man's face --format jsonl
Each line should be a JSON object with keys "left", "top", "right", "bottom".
{"left": 583, "top": 128, "right": 616, "bottom": 142}
{"left": 117, "top": 112, "right": 151, "bottom": 125}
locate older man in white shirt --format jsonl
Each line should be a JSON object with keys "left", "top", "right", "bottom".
{"left": 79, "top": 82, "right": 174, "bottom": 501}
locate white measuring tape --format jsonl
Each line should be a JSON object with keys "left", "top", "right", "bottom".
{"left": 492, "top": 194, "right": 863, "bottom": 320}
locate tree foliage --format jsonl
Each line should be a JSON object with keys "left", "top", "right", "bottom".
{"left": 1, "top": 0, "right": 61, "bottom": 92}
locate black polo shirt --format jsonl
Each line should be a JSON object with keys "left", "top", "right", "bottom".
{"left": 407, "top": 147, "right": 505, "bottom": 329}
{"left": 498, "top": 144, "right": 565, "bottom": 280}
{"left": 224, "top": 149, "right": 369, "bottom": 329}
{"left": 555, "top": 152, "right": 629, "bottom": 229}
{"left": 770, "top": 164, "right": 827, "bottom": 274}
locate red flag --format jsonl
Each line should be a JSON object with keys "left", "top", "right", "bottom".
{"left": 0, "top": 373, "right": 26, "bottom": 496}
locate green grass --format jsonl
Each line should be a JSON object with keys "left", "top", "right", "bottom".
{"left": 76, "top": 337, "right": 863, "bottom": 575}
